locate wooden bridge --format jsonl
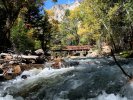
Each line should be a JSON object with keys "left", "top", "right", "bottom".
{"left": 63, "top": 45, "right": 91, "bottom": 51}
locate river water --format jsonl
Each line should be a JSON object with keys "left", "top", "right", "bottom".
{"left": 0, "top": 57, "right": 133, "bottom": 100}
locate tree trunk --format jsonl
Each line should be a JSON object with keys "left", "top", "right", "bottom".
{"left": 0, "top": 17, "right": 12, "bottom": 52}
{"left": 40, "top": 35, "right": 49, "bottom": 56}
{"left": 110, "top": 34, "right": 117, "bottom": 51}
{"left": 41, "top": 37, "right": 45, "bottom": 53}
{"left": 0, "top": 29, "right": 11, "bottom": 52}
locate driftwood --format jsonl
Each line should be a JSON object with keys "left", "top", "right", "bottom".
{"left": 13, "top": 55, "right": 38, "bottom": 60}
{"left": 111, "top": 49, "right": 132, "bottom": 79}
{"left": 0, "top": 53, "right": 38, "bottom": 60}
{"left": 0, "top": 53, "right": 45, "bottom": 64}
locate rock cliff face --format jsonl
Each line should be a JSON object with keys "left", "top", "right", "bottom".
{"left": 51, "top": 1, "right": 80, "bottom": 21}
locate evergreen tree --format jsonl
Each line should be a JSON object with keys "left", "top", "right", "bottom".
{"left": 25, "top": 5, "right": 53, "bottom": 55}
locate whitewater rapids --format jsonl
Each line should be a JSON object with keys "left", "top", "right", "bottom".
{"left": 0, "top": 57, "right": 133, "bottom": 100}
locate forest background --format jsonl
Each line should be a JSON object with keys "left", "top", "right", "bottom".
{"left": 0, "top": 0, "right": 133, "bottom": 56}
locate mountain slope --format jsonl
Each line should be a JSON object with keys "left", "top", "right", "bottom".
{"left": 50, "top": 1, "right": 80, "bottom": 21}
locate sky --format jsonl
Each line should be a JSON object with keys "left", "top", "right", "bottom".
{"left": 44, "top": 0, "right": 75, "bottom": 9}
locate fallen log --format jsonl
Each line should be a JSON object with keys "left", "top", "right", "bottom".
{"left": 13, "top": 54, "right": 38, "bottom": 60}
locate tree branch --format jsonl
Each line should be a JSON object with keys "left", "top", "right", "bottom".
{"left": 111, "top": 49, "right": 132, "bottom": 79}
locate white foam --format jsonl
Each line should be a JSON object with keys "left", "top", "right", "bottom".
{"left": 130, "top": 81, "right": 133, "bottom": 89}
{"left": 0, "top": 67, "right": 75, "bottom": 100}
{"left": 90, "top": 92, "right": 127, "bottom": 100}
{"left": 37, "top": 67, "right": 74, "bottom": 77}
{"left": 21, "top": 68, "right": 42, "bottom": 76}
{"left": 6, "top": 68, "right": 42, "bottom": 84}
{"left": 3, "top": 67, "right": 75, "bottom": 90}
{"left": 0, "top": 95, "right": 15, "bottom": 100}
{"left": 71, "top": 80, "right": 83, "bottom": 89}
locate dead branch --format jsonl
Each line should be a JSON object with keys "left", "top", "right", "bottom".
{"left": 111, "top": 49, "right": 132, "bottom": 79}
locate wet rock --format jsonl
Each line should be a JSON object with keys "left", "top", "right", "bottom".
{"left": 24, "top": 50, "right": 32, "bottom": 55}
{"left": 69, "top": 61, "right": 79, "bottom": 66}
{"left": 22, "top": 59, "right": 33, "bottom": 64}
{"left": 0, "top": 59, "right": 4, "bottom": 64}
{"left": 0, "top": 68, "right": 3, "bottom": 73}
{"left": 51, "top": 57, "right": 62, "bottom": 69}
{"left": 34, "top": 49, "right": 44, "bottom": 56}
{"left": 21, "top": 75, "right": 28, "bottom": 79}
{"left": 0, "top": 68, "right": 5, "bottom": 81}
{"left": 12, "top": 64, "right": 21, "bottom": 75}
{"left": 102, "top": 45, "right": 111, "bottom": 55}
{"left": 35, "top": 56, "right": 45, "bottom": 64}
{"left": 63, "top": 61, "right": 79, "bottom": 67}
{"left": 52, "top": 62, "right": 61, "bottom": 69}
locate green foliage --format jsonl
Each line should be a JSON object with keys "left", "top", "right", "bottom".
{"left": 11, "top": 20, "right": 35, "bottom": 52}
{"left": 59, "top": 18, "right": 79, "bottom": 45}
{"left": 1, "top": 0, "right": 133, "bottom": 53}
{"left": 34, "top": 40, "right": 41, "bottom": 50}
{"left": 120, "top": 50, "right": 133, "bottom": 58}
{"left": 0, "top": 0, "right": 48, "bottom": 51}
{"left": 73, "top": 0, "right": 132, "bottom": 51}
{"left": 65, "top": 9, "right": 70, "bottom": 17}
{"left": 59, "top": 8, "right": 81, "bottom": 46}
{"left": 25, "top": 5, "right": 55, "bottom": 54}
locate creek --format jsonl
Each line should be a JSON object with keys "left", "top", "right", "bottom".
{"left": 0, "top": 57, "right": 133, "bottom": 100}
